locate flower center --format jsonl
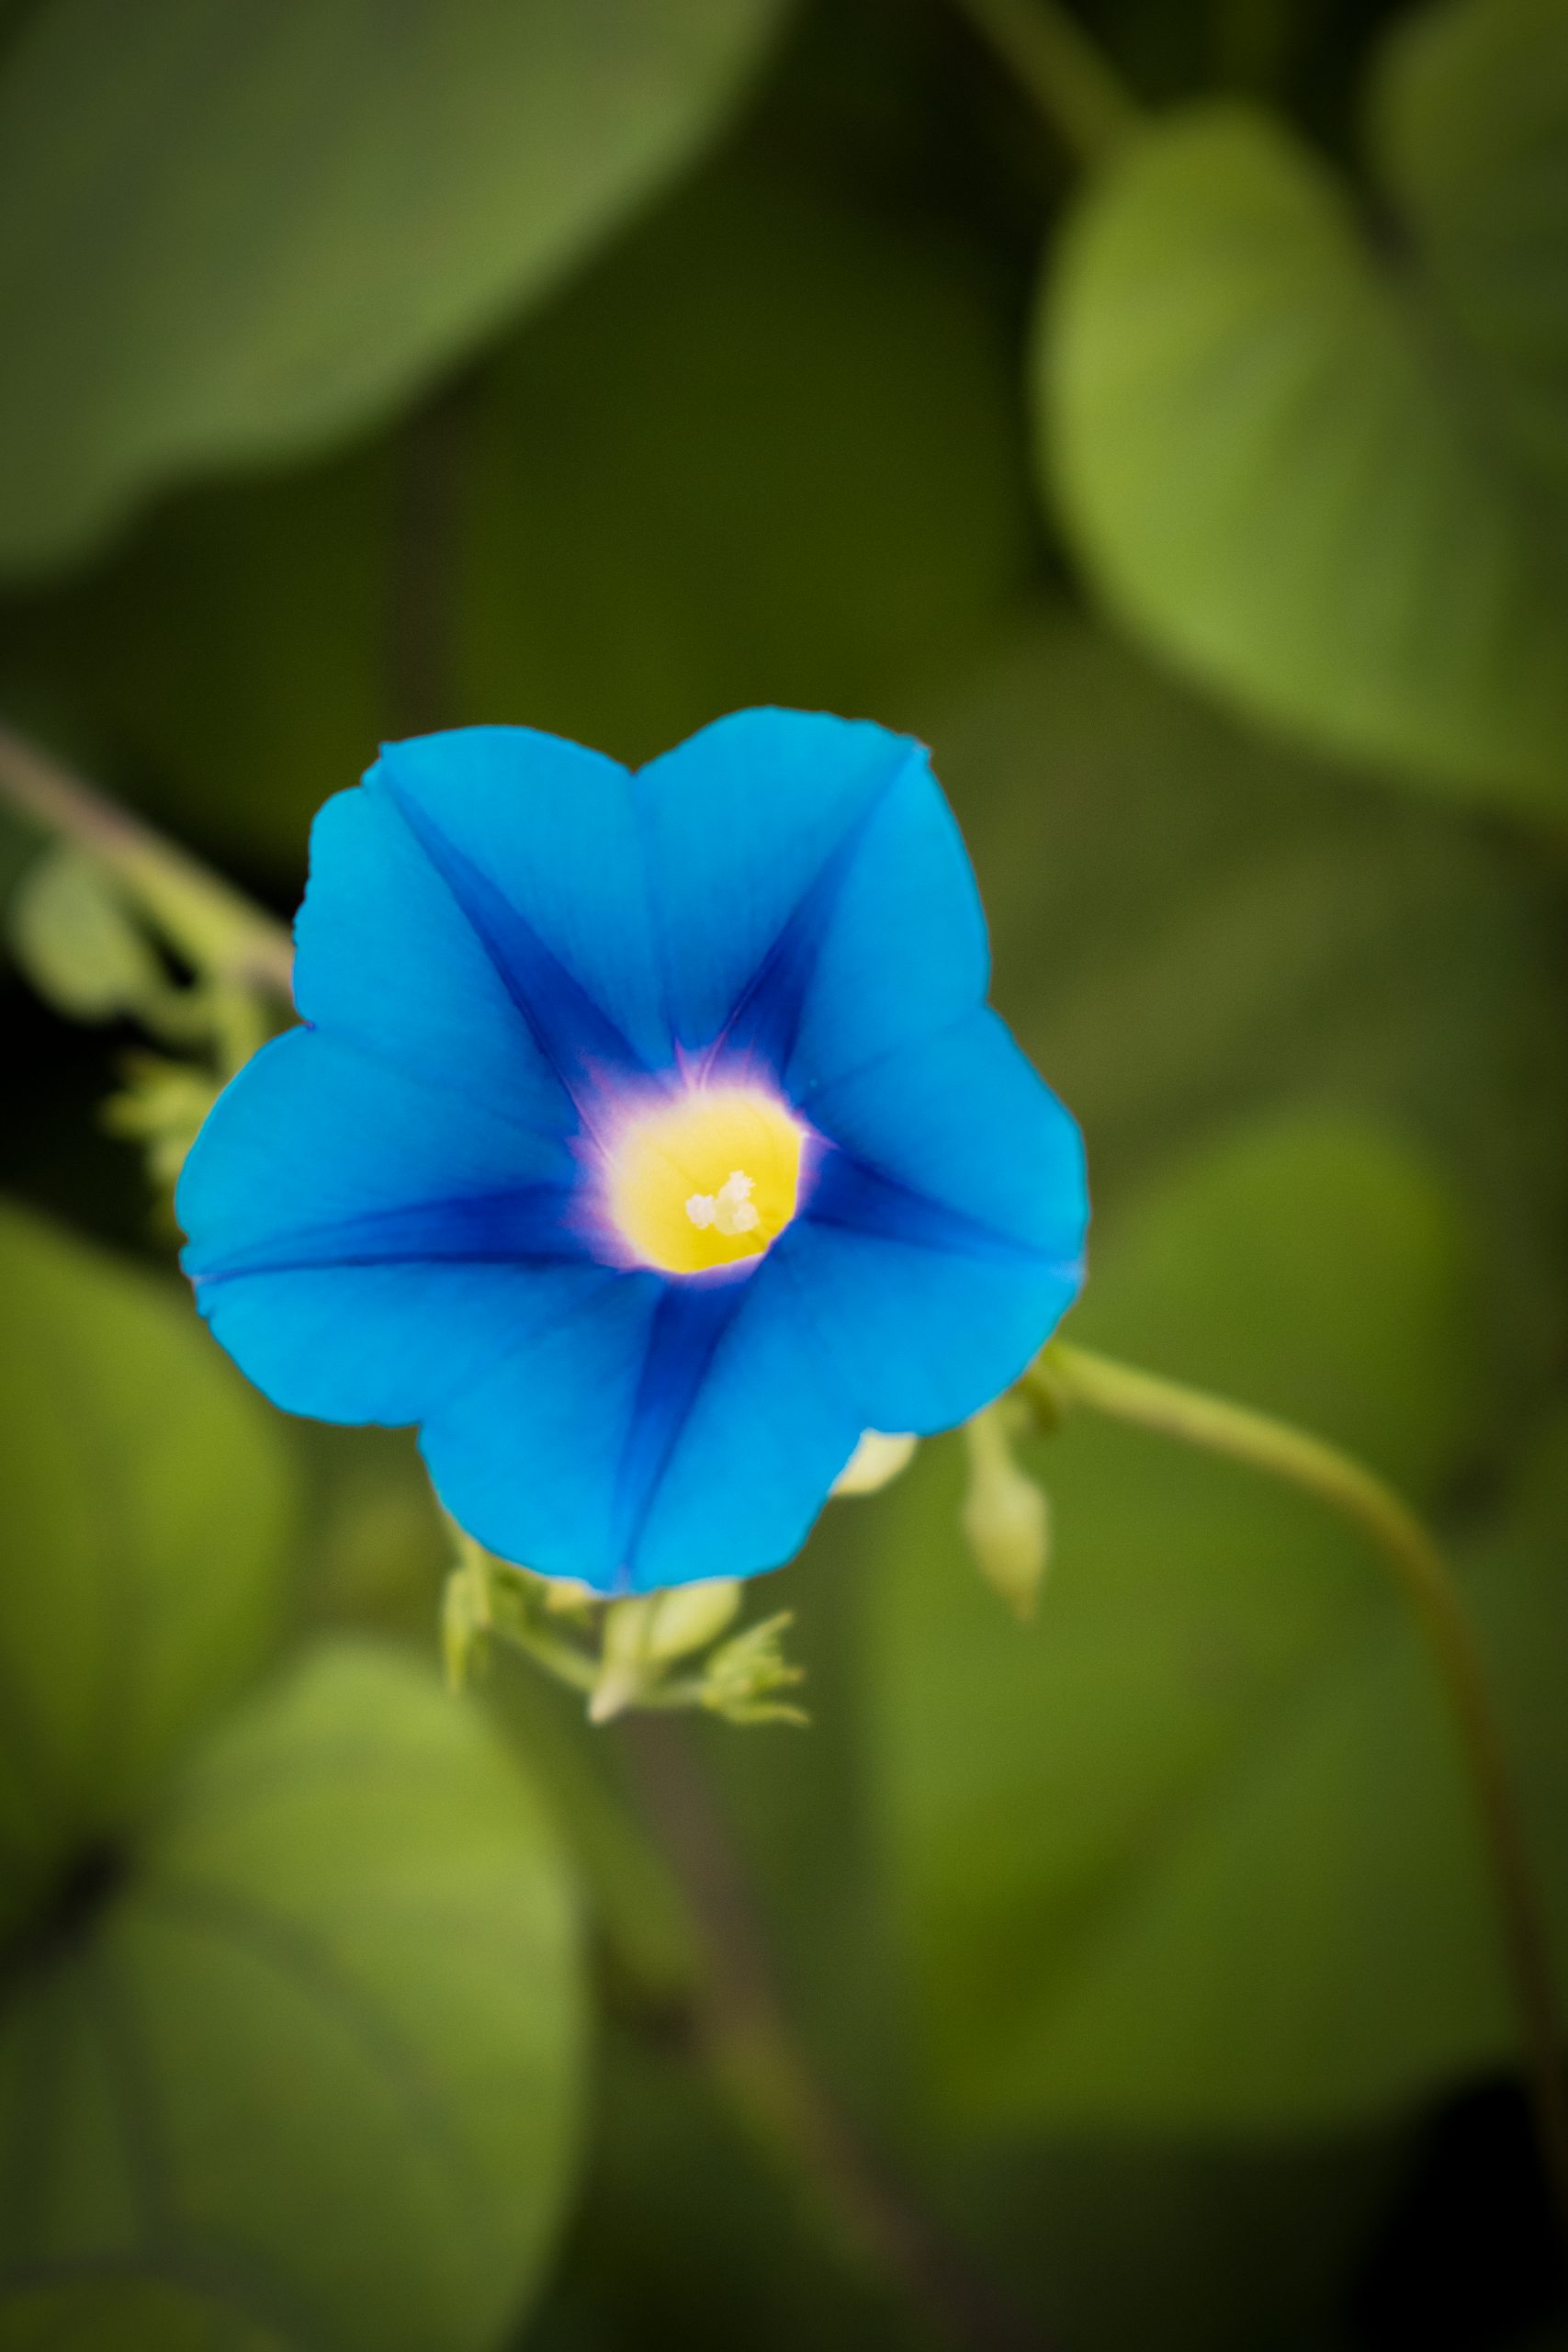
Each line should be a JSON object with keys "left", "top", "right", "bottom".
{"left": 605, "top": 1085, "right": 805, "bottom": 1275}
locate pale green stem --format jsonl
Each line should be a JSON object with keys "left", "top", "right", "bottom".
{"left": 1029, "top": 1339, "right": 1568, "bottom": 2232}
{"left": 0, "top": 720, "right": 293, "bottom": 998}
{"left": 945, "top": 0, "right": 1142, "bottom": 165}
{"left": 489, "top": 1607, "right": 601, "bottom": 1698}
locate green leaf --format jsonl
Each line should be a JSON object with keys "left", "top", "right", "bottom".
{"left": 0, "top": 0, "right": 790, "bottom": 575}
{"left": 861, "top": 1113, "right": 1568, "bottom": 2132}
{"left": 0, "top": 1206, "right": 294, "bottom": 1937}
{"left": 1041, "top": 0, "right": 1568, "bottom": 815}
{"left": 6, "top": 849, "right": 166, "bottom": 1023}
{"left": 0, "top": 1641, "right": 586, "bottom": 2351}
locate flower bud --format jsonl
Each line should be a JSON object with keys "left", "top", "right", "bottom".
{"left": 700, "top": 1612, "right": 807, "bottom": 1726}
{"left": 588, "top": 1596, "right": 656, "bottom": 1723}
{"left": 644, "top": 1578, "right": 741, "bottom": 1662}
{"left": 830, "top": 1430, "right": 918, "bottom": 1497}
{"left": 960, "top": 1406, "right": 1051, "bottom": 1621}
{"left": 536, "top": 1573, "right": 598, "bottom": 1619}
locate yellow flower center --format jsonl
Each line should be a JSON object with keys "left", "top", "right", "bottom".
{"left": 605, "top": 1085, "right": 806, "bottom": 1275}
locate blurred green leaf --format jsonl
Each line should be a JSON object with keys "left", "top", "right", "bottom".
{"left": 0, "top": 1640, "right": 585, "bottom": 2350}
{"left": 6, "top": 850, "right": 168, "bottom": 1025}
{"left": 861, "top": 1113, "right": 1568, "bottom": 2132}
{"left": 1041, "top": 0, "right": 1568, "bottom": 814}
{"left": 0, "top": 1206, "right": 294, "bottom": 1937}
{"left": 0, "top": 0, "right": 791, "bottom": 575}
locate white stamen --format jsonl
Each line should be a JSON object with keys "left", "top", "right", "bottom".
{"left": 685, "top": 1169, "right": 761, "bottom": 1238}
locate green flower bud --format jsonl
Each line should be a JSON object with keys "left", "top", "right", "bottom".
{"left": 699, "top": 1612, "right": 807, "bottom": 1727}
{"left": 644, "top": 1578, "right": 742, "bottom": 1662}
{"left": 830, "top": 1429, "right": 918, "bottom": 1497}
{"left": 961, "top": 1405, "right": 1051, "bottom": 1621}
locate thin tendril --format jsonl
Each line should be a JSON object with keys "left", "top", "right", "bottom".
{"left": 1027, "top": 1338, "right": 1568, "bottom": 2233}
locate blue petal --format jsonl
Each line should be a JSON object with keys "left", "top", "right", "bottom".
{"left": 418, "top": 1271, "right": 667, "bottom": 1585}
{"left": 180, "top": 1028, "right": 572, "bottom": 1266}
{"left": 805, "top": 1009, "right": 1087, "bottom": 1259}
{"left": 294, "top": 775, "right": 571, "bottom": 1137}
{"left": 178, "top": 1028, "right": 586, "bottom": 1422}
{"left": 789, "top": 1008, "right": 1089, "bottom": 1430}
{"left": 613, "top": 1282, "right": 750, "bottom": 1556}
{"left": 367, "top": 728, "right": 671, "bottom": 1075}
{"left": 780, "top": 741, "right": 989, "bottom": 1095}
{"left": 421, "top": 1239, "right": 862, "bottom": 1593}
{"left": 623, "top": 1242, "right": 863, "bottom": 1591}
{"left": 637, "top": 710, "right": 942, "bottom": 1060}
{"left": 611, "top": 1064, "right": 1077, "bottom": 1580}
{"left": 784, "top": 1218, "right": 1080, "bottom": 1439}
{"left": 191, "top": 1185, "right": 584, "bottom": 1279}
{"left": 190, "top": 1258, "right": 608, "bottom": 1430}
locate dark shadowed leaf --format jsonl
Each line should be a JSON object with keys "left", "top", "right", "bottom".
{"left": 0, "top": 0, "right": 791, "bottom": 573}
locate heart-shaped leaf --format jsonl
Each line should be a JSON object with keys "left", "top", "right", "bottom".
{"left": 1041, "top": 0, "right": 1568, "bottom": 816}
{"left": 863, "top": 1115, "right": 1568, "bottom": 2131}
{"left": 0, "top": 1206, "right": 294, "bottom": 1938}
{"left": 0, "top": 1642, "right": 586, "bottom": 2351}
{"left": 0, "top": 0, "right": 790, "bottom": 574}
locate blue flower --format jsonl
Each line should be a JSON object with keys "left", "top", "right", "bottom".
{"left": 177, "top": 712, "right": 1088, "bottom": 1594}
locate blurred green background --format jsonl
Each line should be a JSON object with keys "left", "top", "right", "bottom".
{"left": 1, "top": 1, "right": 1566, "bottom": 2347}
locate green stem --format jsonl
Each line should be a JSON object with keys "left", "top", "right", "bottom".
{"left": 1029, "top": 1340, "right": 1568, "bottom": 2232}
{"left": 0, "top": 719, "right": 293, "bottom": 998}
{"left": 946, "top": 0, "right": 1142, "bottom": 165}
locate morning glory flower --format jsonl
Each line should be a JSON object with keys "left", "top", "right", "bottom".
{"left": 177, "top": 712, "right": 1088, "bottom": 1594}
